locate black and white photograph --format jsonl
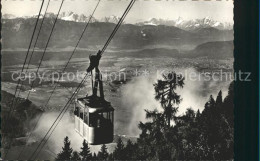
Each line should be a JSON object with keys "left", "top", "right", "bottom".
{"left": 1, "top": 0, "right": 241, "bottom": 160}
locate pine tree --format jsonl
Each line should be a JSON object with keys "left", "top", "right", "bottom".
{"left": 196, "top": 109, "right": 201, "bottom": 118}
{"left": 113, "top": 137, "right": 125, "bottom": 160}
{"left": 98, "top": 144, "right": 109, "bottom": 160}
{"left": 71, "top": 151, "right": 81, "bottom": 160}
{"left": 80, "top": 139, "right": 91, "bottom": 160}
{"left": 216, "top": 90, "right": 223, "bottom": 105}
{"left": 154, "top": 72, "right": 185, "bottom": 126}
{"left": 56, "top": 136, "right": 73, "bottom": 160}
{"left": 208, "top": 95, "right": 216, "bottom": 107}
{"left": 223, "top": 82, "right": 234, "bottom": 126}
{"left": 124, "top": 139, "right": 135, "bottom": 160}
{"left": 204, "top": 95, "right": 216, "bottom": 113}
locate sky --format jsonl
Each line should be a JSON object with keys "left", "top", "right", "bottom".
{"left": 2, "top": 0, "right": 233, "bottom": 23}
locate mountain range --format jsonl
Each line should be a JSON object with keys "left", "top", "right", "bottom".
{"left": 136, "top": 17, "right": 233, "bottom": 30}
{"left": 2, "top": 17, "right": 233, "bottom": 50}
{"left": 2, "top": 12, "right": 233, "bottom": 30}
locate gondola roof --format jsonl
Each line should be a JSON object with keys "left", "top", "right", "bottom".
{"left": 76, "top": 95, "right": 114, "bottom": 113}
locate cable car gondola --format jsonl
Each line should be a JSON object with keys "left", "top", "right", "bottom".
{"left": 74, "top": 50, "right": 114, "bottom": 145}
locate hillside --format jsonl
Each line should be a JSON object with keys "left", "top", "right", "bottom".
{"left": 1, "top": 90, "right": 43, "bottom": 147}
{"left": 2, "top": 18, "right": 233, "bottom": 49}
{"left": 189, "top": 41, "right": 233, "bottom": 59}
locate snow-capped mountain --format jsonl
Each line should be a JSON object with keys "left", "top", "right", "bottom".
{"left": 60, "top": 11, "right": 80, "bottom": 22}
{"left": 100, "top": 15, "right": 121, "bottom": 23}
{"left": 31, "top": 12, "right": 57, "bottom": 19}
{"left": 57, "top": 12, "right": 121, "bottom": 23}
{"left": 137, "top": 18, "right": 175, "bottom": 26}
{"left": 29, "top": 11, "right": 98, "bottom": 22}
{"left": 59, "top": 11, "right": 98, "bottom": 22}
{"left": 2, "top": 12, "right": 232, "bottom": 30}
{"left": 136, "top": 17, "right": 233, "bottom": 30}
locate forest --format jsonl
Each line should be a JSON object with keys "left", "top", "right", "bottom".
{"left": 56, "top": 72, "right": 234, "bottom": 160}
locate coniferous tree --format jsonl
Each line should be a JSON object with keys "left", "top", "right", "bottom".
{"left": 71, "top": 151, "right": 81, "bottom": 160}
{"left": 98, "top": 144, "right": 109, "bottom": 160}
{"left": 124, "top": 139, "right": 136, "bottom": 160}
{"left": 56, "top": 136, "right": 73, "bottom": 160}
{"left": 154, "top": 72, "right": 184, "bottom": 126}
{"left": 223, "top": 82, "right": 234, "bottom": 126}
{"left": 80, "top": 139, "right": 91, "bottom": 160}
{"left": 113, "top": 137, "right": 125, "bottom": 160}
{"left": 196, "top": 109, "right": 201, "bottom": 120}
{"left": 216, "top": 90, "right": 223, "bottom": 105}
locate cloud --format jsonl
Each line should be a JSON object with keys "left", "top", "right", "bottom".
{"left": 31, "top": 112, "right": 105, "bottom": 155}
{"left": 120, "top": 68, "right": 231, "bottom": 135}
{"left": 120, "top": 75, "right": 161, "bottom": 136}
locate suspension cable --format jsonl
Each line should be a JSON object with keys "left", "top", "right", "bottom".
{"left": 44, "top": 0, "right": 101, "bottom": 108}
{"left": 29, "top": 0, "right": 135, "bottom": 159}
{"left": 20, "top": 1, "right": 100, "bottom": 159}
{"left": 101, "top": 0, "right": 136, "bottom": 55}
{"left": 37, "top": 76, "right": 88, "bottom": 158}
{"left": 7, "top": 0, "right": 45, "bottom": 120}
{"left": 29, "top": 73, "right": 90, "bottom": 160}
{"left": 26, "top": 0, "right": 65, "bottom": 100}
{"left": 3, "top": 1, "right": 46, "bottom": 159}
{"left": 15, "top": 0, "right": 51, "bottom": 104}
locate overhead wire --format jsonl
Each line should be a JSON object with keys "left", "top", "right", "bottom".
{"left": 15, "top": 0, "right": 65, "bottom": 159}
{"left": 100, "top": 0, "right": 136, "bottom": 55}
{"left": 15, "top": 0, "right": 51, "bottom": 103}
{"left": 26, "top": 0, "right": 65, "bottom": 100}
{"left": 3, "top": 0, "right": 46, "bottom": 159}
{"left": 25, "top": 0, "right": 101, "bottom": 159}
{"left": 44, "top": 0, "right": 101, "bottom": 108}
{"left": 7, "top": 0, "right": 45, "bottom": 120}
{"left": 29, "top": 73, "right": 90, "bottom": 160}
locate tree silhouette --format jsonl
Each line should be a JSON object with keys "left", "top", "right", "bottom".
{"left": 80, "top": 139, "right": 91, "bottom": 160}
{"left": 124, "top": 139, "right": 136, "bottom": 159}
{"left": 98, "top": 144, "right": 109, "bottom": 160}
{"left": 196, "top": 109, "right": 201, "bottom": 118}
{"left": 154, "top": 72, "right": 184, "bottom": 126}
{"left": 56, "top": 136, "right": 73, "bottom": 160}
{"left": 216, "top": 90, "right": 223, "bottom": 105}
{"left": 223, "top": 82, "right": 234, "bottom": 127}
{"left": 113, "top": 137, "right": 125, "bottom": 160}
{"left": 144, "top": 109, "right": 166, "bottom": 142}
{"left": 71, "top": 151, "right": 81, "bottom": 160}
